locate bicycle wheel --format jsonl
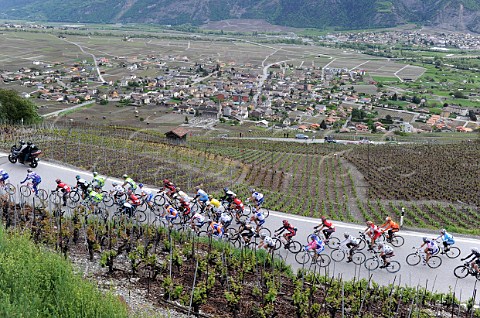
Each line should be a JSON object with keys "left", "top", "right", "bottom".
{"left": 316, "top": 254, "right": 331, "bottom": 267}
{"left": 327, "top": 237, "right": 340, "bottom": 248}
{"left": 364, "top": 257, "right": 379, "bottom": 270}
{"left": 258, "top": 227, "right": 271, "bottom": 237}
{"left": 50, "top": 192, "right": 61, "bottom": 204}
{"left": 136, "top": 202, "right": 148, "bottom": 212}
{"left": 390, "top": 235, "right": 405, "bottom": 247}
{"left": 427, "top": 256, "right": 442, "bottom": 269}
{"left": 4, "top": 183, "right": 16, "bottom": 195}
{"left": 261, "top": 208, "right": 270, "bottom": 218}
{"left": 20, "top": 185, "right": 31, "bottom": 197}
{"left": 352, "top": 251, "right": 366, "bottom": 265}
{"left": 454, "top": 265, "right": 469, "bottom": 279}
{"left": 247, "top": 241, "right": 259, "bottom": 251}
{"left": 357, "top": 239, "right": 367, "bottom": 250}
{"left": 330, "top": 249, "right": 346, "bottom": 262}
{"left": 406, "top": 253, "right": 421, "bottom": 266}
{"left": 37, "top": 189, "right": 48, "bottom": 201}
{"left": 154, "top": 194, "right": 166, "bottom": 206}
{"left": 69, "top": 190, "right": 81, "bottom": 203}
{"left": 134, "top": 211, "right": 147, "bottom": 223}
{"left": 386, "top": 260, "right": 401, "bottom": 273}
{"left": 287, "top": 240, "right": 303, "bottom": 254}
{"left": 272, "top": 238, "right": 282, "bottom": 251}
{"left": 445, "top": 247, "right": 461, "bottom": 259}
{"left": 295, "top": 252, "right": 310, "bottom": 265}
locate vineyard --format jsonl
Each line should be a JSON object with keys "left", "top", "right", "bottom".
{"left": 1, "top": 123, "right": 480, "bottom": 234}
{"left": 0, "top": 196, "right": 477, "bottom": 318}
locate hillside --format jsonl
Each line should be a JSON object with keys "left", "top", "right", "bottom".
{"left": 1, "top": 0, "right": 480, "bottom": 32}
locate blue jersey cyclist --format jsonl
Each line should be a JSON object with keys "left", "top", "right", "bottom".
{"left": 20, "top": 168, "right": 41, "bottom": 195}
{"left": 138, "top": 183, "right": 154, "bottom": 210}
{"left": 305, "top": 234, "right": 325, "bottom": 255}
{"left": 436, "top": 229, "right": 455, "bottom": 252}
{"left": 194, "top": 185, "right": 209, "bottom": 205}
{"left": 0, "top": 169, "right": 9, "bottom": 185}
{"left": 250, "top": 207, "right": 266, "bottom": 234}
{"left": 420, "top": 237, "right": 439, "bottom": 265}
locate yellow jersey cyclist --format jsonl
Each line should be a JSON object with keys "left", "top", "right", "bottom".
{"left": 122, "top": 174, "right": 137, "bottom": 191}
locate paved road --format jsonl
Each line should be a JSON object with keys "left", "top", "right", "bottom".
{"left": 42, "top": 100, "right": 95, "bottom": 118}
{"left": 1, "top": 153, "right": 479, "bottom": 297}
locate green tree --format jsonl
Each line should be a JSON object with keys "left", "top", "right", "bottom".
{"left": 0, "top": 89, "right": 40, "bottom": 124}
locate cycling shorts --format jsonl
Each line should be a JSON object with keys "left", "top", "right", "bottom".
{"left": 258, "top": 219, "right": 265, "bottom": 226}
{"left": 256, "top": 197, "right": 264, "bottom": 206}
{"left": 145, "top": 193, "right": 153, "bottom": 202}
{"left": 315, "top": 245, "right": 325, "bottom": 254}
{"left": 372, "top": 232, "right": 382, "bottom": 240}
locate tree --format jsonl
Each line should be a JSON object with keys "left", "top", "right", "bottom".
{"left": 0, "top": 89, "right": 40, "bottom": 124}
{"left": 320, "top": 120, "right": 327, "bottom": 130}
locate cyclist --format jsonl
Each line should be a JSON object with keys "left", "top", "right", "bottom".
{"left": 91, "top": 171, "right": 105, "bottom": 189}
{"left": 221, "top": 187, "right": 237, "bottom": 203}
{"left": 20, "top": 168, "right": 41, "bottom": 195}
{"left": 110, "top": 181, "right": 125, "bottom": 201}
{"left": 250, "top": 207, "right": 266, "bottom": 235}
{"left": 305, "top": 234, "right": 325, "bottom": 262}
{"left": 206, "top": 195, "right": 225, "bottom": 219}
{"left": 194, "top": 185, "right": 209, "bottom": 209}
{"left": 220, "top": 211, "right": 232, "bottom": 228}
{"left": 230, "top": 196, "right": 245, "bottom": 223}
{"left": 258, "top": 232, "right": 275, "bottom": 252}
{"left": 162, "top": 179, "right": 177, "bottom": 198}
{"left": 0, "top": 169, "right": 9, "bottom": 186}
{"left": 125, "top": 189, "right": 141, "bottom": 217}
{"left": 436, "top": 229, "right": 455, "bottom": 253}
{"left": 87, "top": 185, "right": 104, "bottom": 212}
{"left": 54, "top": 179, "right": 71, "bottom": 206}
{"left": 419, "top": 237, "right": 439, "bottom": 265}
{"left": 247, "top": 188, "right": 264, "bottom": 209}
{"left": 379, "top": 216, "right": 400, "bottom": 242}
{"left": 163, "top": 203, "right": 179, "bottom": 225}
{"left": 461, "top": 248, "right": 480, "bottom": 274}
{"left": 190, "top": 211, "right": 206, "bottom": 233}
{"left": 122, "top": 174, "right": 137, "bottom": 191}
{"left": 178, "top": 197, "right": 191, "bottom": 217}
{"left": 274, "top": 220, "right": 297, "bottom": 247}
{"left": 339, "top": 232, "right": 360, "bottom": 263}
{"left": 208, "top": 219, "right": 224, "bottom": 238}
{"left": 74, "top": 175, "right": 90, "bottom": 199}
{"left": 377, "top": 243, "right": 394, "bottom": 268}
{"left": 364, "top": 221, "right": 382, "bottom": 250}
{"left": 138, "top": 183, "right": 154, "bottom": 211}
{"left": 239, "top": 221, "right": 256, "bottom": 244}
{"left": 314, "top": 216, "right": 336, "bottom": 242}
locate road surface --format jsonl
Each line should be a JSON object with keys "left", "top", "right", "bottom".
{"left": 0, "top": 153, "right": 478, "bottom": 297}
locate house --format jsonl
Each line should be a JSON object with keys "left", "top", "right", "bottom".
{"left": 165, "top": 127, "right": 189, "bottom": 144}
{"left": 256, "top": 120, "right": 269, "bottom": 128}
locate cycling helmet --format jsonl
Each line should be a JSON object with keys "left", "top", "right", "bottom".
{"left": 139, "top": 183, "right": 144, "bottom": 188}
{"left": 27, "top": 168, "right": 32, "bottom": 173}
{"left": 422, "top": 237, "right": 428, "bottom": 243}
{"left": 112, "top": 182, "right": 118, "bottom": 186}
{"left": 344, "top": 232, "right": 350, "bottom": 238}
{"left": 27, "top": 141, "right": 32, "bottom": 146}
{"left": 208, "top": 195, "right": 213, "bottom": 199}
{"left": 223, "top": 187, "right": 229, "bottom": 192}
{"left": 472, "top": 248, "right": 479, "bottom": 254}
{"left": 366, "top": 221, "right": 373, "bottom": 226}
{"left": 164, "top": 204, "right": 169, "bottom": 208}
{"left": 260, "top": 232, "right": 267, "bottom": 239}
{"left": 75, "top": 175, "right": 81, "bottom": 180}
{"left": 282, "top": 220, "right": 289, "bottom": 226}
{"left": 250, "top": 188, "right": 256, "bottom": 193}
{"left": 385, "top": 216, "right": 391, "bottom": 222}
{"left": 321, "top": 216, "right": 327, "bottom": 221}
{"left": 94, "top": 185, "right": 101, "bottom": 189}
{"left": 440, "top": 229, "right": 446, "bottom": 234}
{"left": 93, "top": 171, "right": 98, "bottom": 176}
{"left": 19, "top": 140, "right": 25, "bottom": 145}
{"left": 311, "top": 234, "right": 318, "bottom": 240}
{"left": 122, "top": 174, "right": 128, "bottom": 179}
{"left": 55, "top": 179, "right": 61, "bottom": 184}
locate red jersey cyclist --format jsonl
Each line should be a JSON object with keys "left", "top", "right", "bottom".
{"left": 364, "top": 220, "right": 382, "bottom": 250}
{"left": 274, "top": 220, "right": 297, "bottom": 247}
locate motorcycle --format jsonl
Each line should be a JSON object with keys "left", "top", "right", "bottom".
{"left": 8, "top": 143, "right": 42, "bottom": 168}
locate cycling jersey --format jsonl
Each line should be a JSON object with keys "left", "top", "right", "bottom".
{"left": 89, "top": 191, "right": 103, "bottom": 203}
{"left": 165, "top": 206, "right": 178, "bottom": 219}
{"left": 92, "top": 176, "right": 105, "bottom": 187}
{"left": 252, "top": 192, "right": 264, "bottom": 205}
{"left": 220, "top": 213, "right": 232, "bottom": 224}
{"left": 381, "top": 220, "right": 399, "bottom": 230}
{"left": 264, "top": 236, "right": 274, "bottom": 247}
{"left": 440, "top": 232, "right": 455, "bottom": 245}
{"left": 124, "top": 177, "right": 137, "bottom": 190}
{"left": 340, "top": 235, "right": 359, "bottom": 246}
{"left": 179, "top": 201, "right": 191, "bottom": 214}
{"left": 306, "top": 238, "right": 325, "bottom": 254}
{"left": 210, "top": 222, "right": 223, "bottom": 236}
{"left": 322, "top": 219, "right": 334, "bottom": 229}
{"left": 380, "top": 244, "right": 394, "bottom": 254}
{"left": 112, "top": 185, "right": 124, "bottom": 195}
{"left": 164, "top": 181, "right": 176, "bottom": 192}
{"left": 192, "top": 213, "right": 205, "bottom": 223}
{"left": 128, "top": 193, "right": 140, "bottom": 206}
{"left": 23, "top": 172, "right": 41, "bottom": 184}
{"left": 0, "top": 171, "right": 9, "bottom": 181}
{"left": 209, "top": 198, "right": 221, "bottom": 208}
{"left": 140, "top": 188, "right": 153, "bottom": 201}
{"left": 232, "top": 198, "right": 244, "bottom": 210}
{"left": 425, "top": 240, "right": 439, "bottom": 253}
{"left": 57, "top": 182, "right": 71, "bottom": 193}
{"left": 77, "top": 179, "right": 90, "bottom": 190}
{"left": 196, "top": 189, "right": 208, "bottom": 202}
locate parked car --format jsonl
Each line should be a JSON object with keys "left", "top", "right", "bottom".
{"left": 295, "top": 134, "right": 309, "bottom": 139}
{"left": 324, "top": 136, "right": 337, "bottom": 143}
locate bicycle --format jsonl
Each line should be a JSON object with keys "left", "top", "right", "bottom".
{"left": 453, "top": 262, "right": 480, "bottom": 280}
{"left": 0, "top": 182, "right": 16, "bottom": 195}
{"left": 246, "top": 203, "right": 270, "bottom": 219}
{"left": 379, "top": 231, "right": 405, "bottom": 247}
{"left": 19, "top": 182, "right": 48, "bottom": 201}
{"left": 103, "top": 191, "right": 127, "bottom": 207}
{"left": 405, "top": 247, "right": 442, "bottom": 269}
{"left": 364, "top": 250, "right": 401, "bottom": 273}
{"left": 433, "top": 240, "right": 461, "bottom": 259}
{"left": 330, "top": 244, "right": 366, "bottom": 265}
{"left": 49, "top": 190, "right": 76, "bottom": 208}
{"left": 272, "top": 233, "right": 303, "bottom": 254}
{"left": 307, "top": 229, "right": 340, "bottom": 248}
{"left": 295, "top": 248, "right": 331, "bottom": 267}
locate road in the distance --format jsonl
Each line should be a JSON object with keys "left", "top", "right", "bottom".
{"left": 0, "top": 153, "right": 478, "bottom": 298}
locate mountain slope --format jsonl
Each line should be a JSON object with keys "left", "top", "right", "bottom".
{"left": 0, "top": 0, "right": 479, "bottom": 32}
